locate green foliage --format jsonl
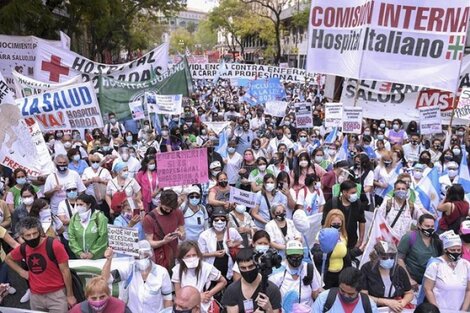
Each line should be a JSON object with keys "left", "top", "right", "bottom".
{"left": 194, "top": 19, "right": 217, "bottom": 50}
{"left": 291, "top": 7, "right": 309, "bottom": 29}
{"left": 186, "top": 21, "right": 197, "bottom": 33}
{"left": 169, "top": 28, "right": 195, "bottom": 54}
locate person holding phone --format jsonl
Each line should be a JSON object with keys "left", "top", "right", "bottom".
{"left": 113, "top": 199, "right": 145, "bottom": 242}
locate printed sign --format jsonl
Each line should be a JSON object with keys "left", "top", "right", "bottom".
{"left": 306, "top": 0, "right": 470, "bottom": 92}
{"left": 129, "top": 99, "right": 145, "bottom": 120}
{"left": 229, "top": 187, "right": 257, "bottom": 207}
{"left": 245, "top": 78, "right": 286, "bottom": 105}
{"left": 295, "top": 102, "right": 314, "bottom": 128}
{"left": 15, "top": 82, "right": 104, "bottom": 131}
{"left": 204, "top": 122, "right": 230, "bottom": 135}
{"left": 265, "top": 101, "right": 288, "bottom": 117}
{"left": 156, "top": 148, "right": 209, "bottom": 188}
{"left": 455, "top": 87, "right": 470, "bottom": 120}
{"left": 324, "top": 103, "right": 343, "bottom": 127}
{"left": 146, "top": 93, "right": 183, "bottom": 115}
{"left": 419, "top": 107, "right": 442, "bottom": 135}
{"left": 12, "top": 69, "right": 82, "bottom": 98}
{"left": 107, "top": 225, "right": 140, "bottom": 256}
{"left": 342, "top": 107, "right": 363, "bottom": 134}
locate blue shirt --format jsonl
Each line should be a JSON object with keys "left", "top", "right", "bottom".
{"left": 113, "top": 215, "right": 145, "bottom": 241}
{"left": 68, "top": 160, "right": 89, "bottom": 176}
{"left": 254, "top": 191, "right": 287, "bottom": 229}
{"left": 312, "top": 289, "right": 378, "bottom": 313}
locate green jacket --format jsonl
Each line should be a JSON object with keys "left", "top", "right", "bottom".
{"left": 68, "top": 210, "right": 108, "bottom": 259}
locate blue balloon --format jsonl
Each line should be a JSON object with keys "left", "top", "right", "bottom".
{"left": 319, "top": 228, "right": 340, "bottom": 254}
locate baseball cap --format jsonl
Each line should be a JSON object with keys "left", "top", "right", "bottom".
{"left": 187, "top": 186, "right": 201, "bottom": 196}
{"left": 286, "top": 240, "right": 303, "bottom": 256}
{"left": 334, "top": 160, "right": 349, "bottom": 169}
{"left": 210, "top": 161, "right": 222, "bottom": 170}
{"left": 461, "top": 220, "right": 470, "bottom": 235}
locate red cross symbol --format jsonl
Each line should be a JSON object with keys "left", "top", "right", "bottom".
{"left": 41, "top": 55, "right": 69, "bottom": 82}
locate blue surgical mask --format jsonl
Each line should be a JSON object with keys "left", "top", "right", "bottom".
{"left": 227, "top": 147, "right": 236, "bottom": 154}
{"left": 379, "top": 258, "right": 395, "bottom": 269}
{"left": 189, "top": 198, "right": 200, "bottom": 206}
{"left": 255, "top": 245, "right": 269, "bottom": 254}
{"left": 16, "top": 177, "right": 27, "bottom": 185}
{"left": 348, "top": 194, "right": 358, "bottom": 203}
{"left": 299, "top": 137, "right": 307, "bottom": 144}
{"left": 67, "top": 191, "right": 78, "bottom": 199}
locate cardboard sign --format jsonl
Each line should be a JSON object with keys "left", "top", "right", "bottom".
{"left": 129, "top": 99, "right": 145, "bottom": 120}
{"left": 342, "top": 107, "right": 363, "bottom": 134}
{"left": 107, "top": 225, "right": 140, "bottom": 256}
{"left": 324, "top": 103, "right": 343, "bottom": 127}
{"left": 419, "top": 107, "right": 442, "bottom": 135}
{"left": 157, "top": 148, "right": 209, "bottom": 188}
{"left": 146, "top": 93, "right": 183, "bottom": 115}
{"left": 265, "top": 101, "right": 288, "bottom": 117}
{"left": 295, "top": 102, "right": 314, "bottom": 128}
{"left": 229, "top": 187, "right": 257, "bottom": 207}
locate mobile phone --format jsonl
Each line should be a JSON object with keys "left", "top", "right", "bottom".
{"left": 133, "top": 209, "right": 140, "bottom": 216}
{"left": 277, "top": 182, "right": 284, "bottom": 190}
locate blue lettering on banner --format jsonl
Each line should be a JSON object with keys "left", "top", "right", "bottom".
{"left": 19, "top": 85, "right": 94, "bottom": 117}
{"left": 244, "top": 78, "right": 286, "bottom": 105}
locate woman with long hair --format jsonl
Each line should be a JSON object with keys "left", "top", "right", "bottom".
{"left": 437, "top": 184, "right": 469, "bottom": 234}
{"left": 251, "top": 174, "right": 288, "bottom": 229}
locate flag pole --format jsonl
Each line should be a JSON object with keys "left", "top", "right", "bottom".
{"left": 353, "top": 79, "right": 360, "bottom": 107}
{"left": 447, "top": 44, "right": 466, "bottom": 131}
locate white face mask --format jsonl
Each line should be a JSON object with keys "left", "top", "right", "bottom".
{"left": 299, "top": 160, "right": 308, "bottom": 167}
{"left": 76, "top": 205, "right": 88, "bottom": 214}
{"left": 136, "top": 258, "right": 151, "bottom": 271}
{"left": 258, "top": 165, "right": 267, "bottom": 172}
{"left": 91, "top": 162, "right": 100, "bottom": 169}
{"left": 213, "top": 221, "right": 226, "bottom": 232}
{"left": 315, "top": 182, "right": 321, "bottom": 190}
{"left": 79, "top": 210, "right": 90, "bottom": 222}
{"left": 255, "top": 245, "right": 269, "bottom": 254}
{"left": 265, "top": 183, "right": 275, "bottom": 192}
{"left": 22, "top": 197, "right": 34, "bottom": 206}
{"left": 235, "top": 205, "right": 246, "bottom": 214}
{"left": 315, "top": 156, "right": 323, "bottom": 164}
{"left": 183, "top": 256, "right": 200, "bottom": 269}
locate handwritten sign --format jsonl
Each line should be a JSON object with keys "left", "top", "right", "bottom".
{"left": 324, "top": 103, "right": 343, "bottom": 128}
{"left": 342, "top": 107, "right": 363, "bottom": 134}
{"left": 229, "top": 187, "right": 257, "bottom": 207}
{"left": 419, "top": 107, "right": 442, "bottom": 135}
{"left": 107, "top": 225, "right": 140, "bottom": 256}
{"left": 157, "top": 148, "right": 209, "bottom": 188}
{"left": 295, "top": 102, "right": 313, "bottom": 128}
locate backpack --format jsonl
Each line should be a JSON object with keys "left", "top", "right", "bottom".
{"left": 20, "top": 237, "right": 86, "bottom": 302}
{"left": 322, "top": 288, "right": 372, "bottom": 313}
{"left": 110, "top": 180, "right": 133, "bottom": 215}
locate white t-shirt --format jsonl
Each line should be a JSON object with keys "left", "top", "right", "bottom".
{"left": 225, "top": 153, "right": 243, "bottom": 185}
{"left": 106, "top": 177, "right": 141, "bottom": 198}
{"left": 81, "top": 166, "right": 112, "bottom": 198}
{"left": 57, "top": 199, "right": 79, "bottom": 240}
{"left": 296, "top": 187, "right": 326, "bottom": 216}
{"left": 269, "top": 262, "right": 323, "bottom": 307}
{"left": 171, "top": 261, "right": 221, "bottom": 313}
{"left": 43, "top": 171, "right": 86, "bottom": 214}
{"left": 424, "top": 257, "right": 470, "bottom": 311}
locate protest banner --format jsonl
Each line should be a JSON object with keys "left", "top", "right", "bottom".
{"left": 455, "top": 87, "right": 470, "bottom": 120}
{"left": 341, "top": 78, "right": 469, "bottom": 125}
{"left": 156, "top": 148, "right": 209, "bottom": 188}
{"left": 295, "top": 102, "right": 314, "bottom": 128}
{"left": 342, "top": 107, "right": 363, "bottom": 134}
{"left": 324, "top": 103, "right": 343, "bottom": 127}
{"left": 244, "top": 78, "right": 286, "bottom": 105}
{"left": 419, "top": 107, "right": 442, "bottom": 135}
{"left": 0, "top": 72, "right": 14, "bottom": 105}
{"left": 229, "top": 187, "right": 257, "bottom": 207}
{"left": 189, "top": 62, "right": 318, "bottom": 82}
{"left": 306, "top": 0, "right": 470, "bottom": 92}
{"left": 12, "top": 69, "right": 82, "bottom": 98}
{"left": 0, "top": 35, "right": 63, "bottom": 90}
{"left": 15, "top": 82, "right": 104, "bottom": 131}
{"left": 204, "top": 121, "right": 230, "bottom": 135}
{"left": 34, "top": 40, "right": 169, "bottom": 89}
{"left": 129, "top": 99, "right": 145, "bottom": 120}
{"left": 99, "top": 58, "right": 192, "bottom": 121}
{"left": 265, "top": 101, "right": 288, "bottom": 117}
{"left": 146, "top": 94, "right": 182, "bottom": 115}
{"left": 107, "top": 225, "right": 140, "bottom": 256}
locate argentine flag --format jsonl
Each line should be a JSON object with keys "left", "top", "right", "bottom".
{"left": 377, "top": 162, "right": 402, "bottom": 198}
{"left": 416, "top": 167, "right": 440, "bottom": 214}
{"left": 335, "top": 135, "right": 349, "bottom": 161}
{"left": 215, "top": 129, "right": 228, "bottom": 158}
{"left": 324, "top": 127, "right": 338, "bottom": 144}
{"left": 458, "top": 145, "right": 470, "bottom": 193}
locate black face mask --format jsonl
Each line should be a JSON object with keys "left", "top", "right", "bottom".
{"left": 173, "top": 305, "right": 192, "bottom": 313}
{"left": 421, "top": 228, "right": 434, "bottom": 237}
{"left": 160, "top": 207, "right": 172, "bottom": 215}
{"left": 240, "top": 267, "right": 259, "bottom": 283}
{"left": 24, "top": 236, "right": 41, "bottom": 248}
{"left": 218, "top": 181, "right": 228, "bottom": 188}
{"left": 461, "top": 234, "right": 470, "bottom": 243}
{"left": 287, "top": 255, "right": 303, "bottom": 268}
{"left": 275, "top": 213, "right": 286, "bottom": 221}
{"left": 56, "top": 165, "right": 68, "bottom": 173}
{"left": 331, "top": 224, "right": 341, "bottom": 229}
{"left": 446, "top": 251, "right": 461, "bottom": 262}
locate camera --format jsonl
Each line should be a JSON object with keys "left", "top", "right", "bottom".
{"left": 254, "top": 248, "right": 282, "bottom": 292}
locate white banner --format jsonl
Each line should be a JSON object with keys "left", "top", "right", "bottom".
{"left": 306, "top": 0, "right": 470, "bottom": 92}
{"left": 34, "top": 40, "right": 169, "bottom": 89}
{"left": 129, "top": 99, "right": 145, "bottom": 120}
{"left": 0, "top": 35, "right": 63, "bottom": 90}
{"left": 146, "top": 93, "right": 182, "bottom": 115}
{"left": 295, "top": 102, "right": 314, "bottom": 128}
{"left": 229, "top": 187, "right": 257, "bottom": 207}
{"left": 265, "top": 101, "right": 288, "bottom": 117}
{"left": 204, "top": 121, "right": 230, "bottom": 135}
{"left": 324, "top": 103, "right": 343, "bottom": 127}
{"left": 340, "top": 78, "right": 469, "bottom": 125}
{"left": 0, "top": 72, "right": 14, "bottom": 105}
{"left": 107, "top": 225, "right": 140, "bottom": 256}
{"left": 189, "top": 63, "right": 318, "bottom": 82}
{"left": 342, "top": 107, "right": 363, "bottom": 134}
{"left": 12, "top": 69, "right": 82, "bottom": 98}
{"left": 455, "top": 87, "right": 470, "bottom": 120}
{"left": 15, "top": 82, "right": 103, "bottom": 131}
{"left": 419, "top": 107, "right": 442, "bottom": 135}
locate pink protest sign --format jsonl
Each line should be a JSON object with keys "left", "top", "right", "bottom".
{"left": 156, "top": 148, "right": 209, "bottom": 188}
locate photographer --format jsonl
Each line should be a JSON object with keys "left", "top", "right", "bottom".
{"left": 222, "top": 248, "right": 282, "bottom": 313}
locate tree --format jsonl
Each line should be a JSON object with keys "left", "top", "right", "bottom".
{"left": 169, "top": 28, "right": 195, "bottom": 54}
{"left": 291, "top": 6, "right": 309, "bottom": 29}
{"left": 240, "top": 0, "right": 290, "bottom": 64}
{"left": 186, "top": 21, "right": 197, "bottom": 33}
{"left": 194, "top": 19, "right": 217, "bottom": 51}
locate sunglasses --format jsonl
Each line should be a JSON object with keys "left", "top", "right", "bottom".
{"left": 189, "top": 195, "right": 200, "bottom": 199}
{"left": 380, "top": 254, "right": 396, "bottom": 260}
{"left": 66, "top": 188, "right": 77, "bottom": 192}
{"left": 213, "top": 218, "right": 226, "bottom": 222}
